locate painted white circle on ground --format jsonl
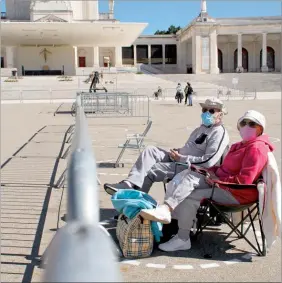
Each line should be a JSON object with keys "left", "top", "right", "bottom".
{"left": 99, "top": 220, "right": 259, "bottom": 271}
{"left": 119, "top": 253, "right": 256, "bottom": 270}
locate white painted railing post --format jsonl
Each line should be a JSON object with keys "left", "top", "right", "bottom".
{"left": 43, "top": 93, "right": 122, "bottom": 282}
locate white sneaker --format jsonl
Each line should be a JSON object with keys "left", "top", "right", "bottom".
{"left": 158, "top": 235, "right": 191, "bottom": 252}
{"left": 140, "top": 205, "right": 171, "bottom": 224}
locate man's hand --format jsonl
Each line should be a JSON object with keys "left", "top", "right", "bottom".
{"left": 169, "top": 149, "right": 181, "bottom": 162}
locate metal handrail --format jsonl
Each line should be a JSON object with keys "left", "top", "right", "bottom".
{"left": 43, "top": 93, "right": 121, "bottom": 282}
{"left": 67, "top": 94, "right": 99, "bottom": 223}
{"left": 1, "top": 86, "right": 257, "bottom": 102}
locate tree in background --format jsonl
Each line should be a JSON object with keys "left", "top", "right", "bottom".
{"left": 155, "top": 25, "right": 181, "bottom": 35}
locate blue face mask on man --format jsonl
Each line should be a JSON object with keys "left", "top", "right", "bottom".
{"left": 201, "top": 112, "right": 215, "bottom": 127}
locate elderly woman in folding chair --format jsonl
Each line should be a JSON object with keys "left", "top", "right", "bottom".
{"left": 140, "top": 110, "right": 274, "bottom": 252}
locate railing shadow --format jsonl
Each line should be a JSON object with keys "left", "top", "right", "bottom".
{"left": 1, "top": 126, "right": 47, "bottom": 170}
{"left": 22, "top": 126, "right": 72, "bottom": 282}
{"left": 1, "top": 125, "right": 73, "bottom": 282}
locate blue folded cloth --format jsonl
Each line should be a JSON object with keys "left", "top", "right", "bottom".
{"left": 111, "top": 189, "right": 163, "bottom": 242}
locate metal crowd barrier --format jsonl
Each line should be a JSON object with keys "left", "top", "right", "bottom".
{"left": 77, "top": 92, "right": 150, "bottom": 122}
{"left": 81, "top": 92, "right": 130, "bottom": 114}
{"left": 217, "top": 87, "right": 256, "bottom": 100}
{"left": 43, "top": 94, "right": 121, "bottom": 282}
{"left": 1, "top": 87, "right": 256, "bottom": 104}
{"left": 162, "top": 87, "right": 218, "bottom": 99}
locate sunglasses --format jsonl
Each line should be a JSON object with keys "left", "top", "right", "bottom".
{"left": 239, "top": 120, "right": 258, "bottom": 128}
{"left": 202, "top": 108, "right": 218, "bottom": 114}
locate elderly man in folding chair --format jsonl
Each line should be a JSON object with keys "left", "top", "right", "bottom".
{"left": 104, "top": 98, "right": 229, "bottom": 196}
{"left": 140, "top": 110, "right": 277, "bottom": 252}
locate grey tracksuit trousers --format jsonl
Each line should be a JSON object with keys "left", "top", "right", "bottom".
{"left": 164, "top": 168, "right": 239, "bottom": 239}
{"left": 125, "top": 123, "right": 229, "bottom": 193}
{"left": 125, "top": 145, "right": 186, "bottom": 193}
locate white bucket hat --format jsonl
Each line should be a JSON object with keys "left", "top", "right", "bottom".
{"left": 237, "top": 110, "right": 266, "bottom": 132}
{"left": 199, "top": 98, "right": 227, "bottom": 114}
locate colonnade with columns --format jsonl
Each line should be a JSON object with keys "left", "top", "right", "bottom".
{"left": 234, "top": 33, "right": 269, "bottom": 72}
{"left": 188, "top": 31, "right": 273, "bottom": 74}
{"left": 72, "top": 44, "right": 172, "bottom": 68}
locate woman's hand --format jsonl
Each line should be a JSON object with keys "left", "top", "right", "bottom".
{"left": 207, "top": 171, "right": 218, "bottom": 180}
{"left": 205, "top": 177, "right": 215, "bottom": 186}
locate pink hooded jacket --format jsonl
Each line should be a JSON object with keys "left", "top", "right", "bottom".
{"left": 214, "top": 134, "right": 274, "bottom": 185}
{"left": 208, "top": 135, "right": 274, "bottom": 204}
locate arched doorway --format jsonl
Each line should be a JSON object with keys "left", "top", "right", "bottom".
{"left": 218, "top": 49, "right": 223, "bottom": 73}
{"left": 260, "top": 47, "right": 275, "bottom": 71}
{"left": 234, "top": 48, "right": 249, "bottom": 71}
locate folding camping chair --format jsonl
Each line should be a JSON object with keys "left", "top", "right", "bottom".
{"left": 163, "top": 163, "right": 267, "bottom": 256}
{"left": 114, "top": 120, "right": 153, "bottom": 168}
{"left": 195, "top": 151, "right": 281, "bottom": 256}
{"left": 194, "top": 181, "right": 267, "bottom": 256}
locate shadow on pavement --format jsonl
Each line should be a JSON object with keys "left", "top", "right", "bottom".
{"left": 100, "top": 208, "right": 254, "bottom": 263}
{"left": 1, "top": 125, "right": 72, "bottom": 282}
{"left": 150, "top": 230, "right": 253, "bottom": 262}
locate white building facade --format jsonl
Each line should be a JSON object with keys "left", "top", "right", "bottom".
{"left": 1, "top": 0, "right": 281, "bottom": 75}
{"left": 176, "top": 0, "right": 282, "bottom": 74}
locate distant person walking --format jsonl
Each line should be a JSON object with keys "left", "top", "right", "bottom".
{"left": 154, "top": 86, "right": 162, "bottom": 100}
{"left": 175, "top": 83, "right": 184, "bottom": 104}
{"left": 184, "top": 82, "right": 194, "bottom": 106}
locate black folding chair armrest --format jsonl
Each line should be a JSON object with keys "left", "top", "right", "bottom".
{"left": 215, "top": 181, "right": 257, "bottom": 190}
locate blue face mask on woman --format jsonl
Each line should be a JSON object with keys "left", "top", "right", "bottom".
{"left": 201, "top": 112, "right": 215, "bottom": 127}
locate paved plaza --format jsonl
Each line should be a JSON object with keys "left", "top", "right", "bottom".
{"left": 1, "top": 0, "right": 281, "bottom": 280}
{"left": 1, "top": 91, "right": 281, "bottom": 282}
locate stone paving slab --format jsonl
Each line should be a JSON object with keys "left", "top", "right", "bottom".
{"left": 1, "top": 157, "right": 66, "bottom": 187}
{"left": 32, "top": 132, "right": 68, "bottom": 143}
{"left": 14, "top": 142, "right": 65, "bottom": 158}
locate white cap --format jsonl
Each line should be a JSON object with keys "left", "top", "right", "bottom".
{"left": 237, "top": 110, "right": 266, "bottom": 132}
